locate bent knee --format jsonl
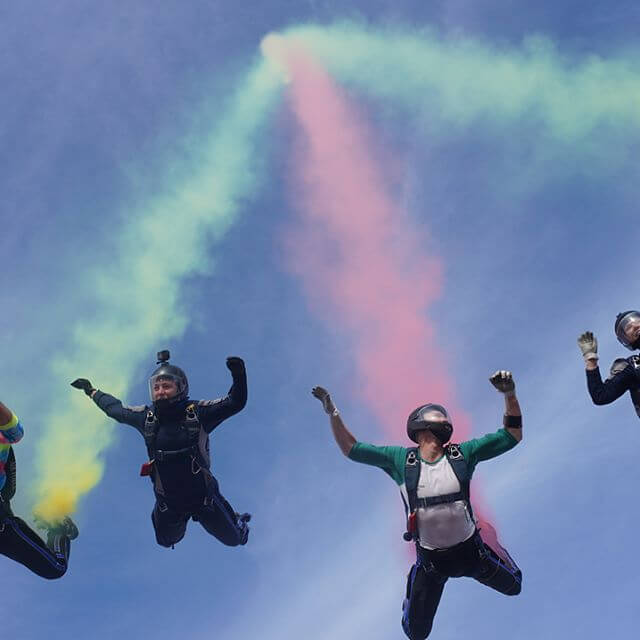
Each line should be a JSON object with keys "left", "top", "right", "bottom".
{"left": 404, "top": 626, "right": 432, "bottom": 640}
{"left": 42, "top": 567, "right": 67, "bottom": 580}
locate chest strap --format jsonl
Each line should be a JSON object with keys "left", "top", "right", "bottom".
{"left": 416, "top": 491, "right": 466, "bottom": 508}
{"left": 155, "top": 444, "right": 199, "bottom": 462}
{"left": 143, "top": 404, "right": 201, "bottom": 460}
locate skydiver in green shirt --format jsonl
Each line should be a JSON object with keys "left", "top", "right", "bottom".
{"left": 312, "top": 371, "right": 522, "bottom": 640}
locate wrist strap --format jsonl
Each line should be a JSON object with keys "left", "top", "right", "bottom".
{"left": 503, "top": 414, "right": 522, "bottom": 428}
{"left": 330, "top": 408, "right": 340, "bottom": 417}
{"left": 583, "top": 352, "right": 598, "bottom": 362}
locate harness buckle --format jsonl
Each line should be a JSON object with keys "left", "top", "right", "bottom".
{"left": 192, "top": 456, "right": 201, "bottom": 475}
{"left": 447, "top": 444, "right": 462, "bottom": 460}
{"left": 158, "top": 501, "right": 168, "bottom": 513}
{"left": 406, "top": 451, "right": 418, "bottom": 466}
{"left": 186, "top": 404, "right": 197, "bottom": 420}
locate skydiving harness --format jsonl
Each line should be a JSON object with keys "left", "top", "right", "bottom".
{"left": 402, "top": 444, "right": 473, "bottom": 543}
{"left": 139, "top": 404, "right": 210, "bottom": 480}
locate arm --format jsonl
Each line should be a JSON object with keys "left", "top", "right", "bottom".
{"left": 576, "top": 331, "right": 633, "bottom": 404}
{"left": 489, "top": 370, "right": 522, "bottom": 443}
{"left": 311, "top": 386, "right": 355, "bottom": 456}
{"left": 198, "top": 357, "right": 248, "bottom": 434}
{"left": 0, "top": 400, "right": 24, "bottom": 445}
{"left": 71, "top": 377, "right": 147, "bottom": 429}
{"left": 586, "top": 364, "right": 634, "bottom": 406}
{"left": 91, "top": 391, "right": 147, "bottom": 428}
{"left": 311, "top": 386, "right": 406, "bottom": 482}
{"left": 503, "top": 388, "right": 522, "bottom": 443}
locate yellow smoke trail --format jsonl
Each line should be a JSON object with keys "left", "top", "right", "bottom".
{"left": 31, "top": 58, "right": 283, "bottom": 523}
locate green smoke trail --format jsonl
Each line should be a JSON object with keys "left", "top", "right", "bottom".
{"left": 282, "top": 23, "right": 640, "bottom": 144}
{"left": 32, "top": 58, "right": 282, "bottom": 522}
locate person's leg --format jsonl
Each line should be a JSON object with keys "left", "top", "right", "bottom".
{"left": 471, "top": 534, "right": 522, "bottom": 596}
{"left": 401, "top": 559, "right": 447, "bottom": 640}
{"left": 194, "top": 490, "right": 250, "bottom": 547}
{"left": 151, "top": 500, "right": 189, "bottom": 548}
{"left": 0, "top": 516, "right": 73, "bottom": 579}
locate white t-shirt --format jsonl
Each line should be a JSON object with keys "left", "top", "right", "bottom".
{"left": 416, "top": 456, "right": 475, "bottom": 550}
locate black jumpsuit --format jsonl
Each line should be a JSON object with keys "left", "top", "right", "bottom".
{"left": 0, "top": 503, "right": 72, "bottom": 579}
{"left": 1, "top": 445, "right": 73, "bottom": 579}
{"left": 92, "top": 369, "right": 249, "bottom": 548}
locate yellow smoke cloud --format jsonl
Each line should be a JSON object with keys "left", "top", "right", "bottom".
{"left": 30, "top": 58, "right": 283, "bottom": 524}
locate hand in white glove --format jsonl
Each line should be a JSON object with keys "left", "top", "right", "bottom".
{"left": 577, "top": 331, "right": 598, "bottom": 362}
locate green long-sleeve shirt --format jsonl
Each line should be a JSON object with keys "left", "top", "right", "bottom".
{"left": 348, "top": 428, "right": 518, "bottom": 486}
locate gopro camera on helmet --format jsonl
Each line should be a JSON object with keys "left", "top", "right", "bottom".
{"left": 157, "top": 350, "right": 171, "bottom": 364}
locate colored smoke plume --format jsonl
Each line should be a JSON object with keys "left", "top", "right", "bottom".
{"left": 31, "top": 59, "right": 282, "bottom": 523}
{"left": 267, "top": 36, "right": 471, "bottom": 440}
{"left": 285, "top": 22, "right": 640, "bottom": 144}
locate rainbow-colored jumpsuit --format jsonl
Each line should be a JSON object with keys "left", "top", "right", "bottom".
{"left": 0, "top": 412, "right": 23, "bottom": 493}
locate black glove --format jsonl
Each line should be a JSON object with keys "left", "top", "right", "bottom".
{"left": 71, "top": 378, "right": 95, "bottom": 396}
{"left": 226, "top": 357, "right": 246, "bottom": 376}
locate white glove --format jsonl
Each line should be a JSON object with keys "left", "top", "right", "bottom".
{"left": 577, "top": 331, "right": 598, "bottom": 362}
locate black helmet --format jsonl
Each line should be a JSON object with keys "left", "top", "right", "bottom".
{"left": 615, "top": 311, "right": 640, "bottom": 350}
{"left": 406, "top": 403, "right": 453, "bottom": 444}
{"left": 149, "top": 350, "right": 189, "bottom": 408}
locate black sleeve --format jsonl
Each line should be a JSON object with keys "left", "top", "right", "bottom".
{"left": 197, "top": 371, "right": 248, "bottom": 434}
{"left": 586, "top": 365, "right": 636, "bottom": 405}
{"left": 92, "top": 391, "right": 147, "bottom": 433}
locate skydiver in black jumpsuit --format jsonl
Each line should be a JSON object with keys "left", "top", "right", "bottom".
{"left": 578, "top": 310, "right": 640, "bottom": 418}
{"left": 72, "top": 351, "right": 250, "bottom": 548}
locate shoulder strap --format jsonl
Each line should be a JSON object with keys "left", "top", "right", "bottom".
{"left": 185, "top": 404, "right": 212, "bottom": 468}
{"left": 1, "top": 446, "right": 17, "bottom": 503}
{"left": 445, "top": 443, "right": 473, "bottom": 517}
{"left": 404, "top": 447, "right": 420, "bottom": 513}
{"left": 142, "top": 409, "right": 159, "bottom": 459}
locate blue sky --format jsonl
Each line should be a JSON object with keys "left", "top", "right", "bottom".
{"left": 2, "top": 2, "right": 640, "bottom": 638}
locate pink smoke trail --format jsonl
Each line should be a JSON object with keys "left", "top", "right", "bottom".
{"left": 272, "top": 40, "right": 509, "bottom": 555}
{"left": 280, "top": 42, "right": 470, "bottom": 439}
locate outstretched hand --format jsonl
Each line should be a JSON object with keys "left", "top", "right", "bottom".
{"left": 489, "top": 370, "right": 515, "bottom": 394}
{"left": 70, "top": 378, "right": 94, "bottom": 396}
{"left": 577, "top": 331, "right": 598, "bottom": 359}
{"left": 226, "top": 356, "right": 246, "bottom": 376}
{"left": 312, "top": 386, "right": 337, "bottom": 415}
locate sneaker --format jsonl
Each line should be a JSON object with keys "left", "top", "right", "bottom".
{"left": 45, "top": 516, "right": 79, "bottom": 546}
{"left": 236, "top": 513, "right": 251, "bottom": 545}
